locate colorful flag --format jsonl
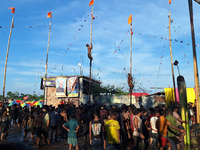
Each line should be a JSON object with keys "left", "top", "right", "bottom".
{"left": 8, "top": 7, "right": 15, "bottom": 14}
{"left": 168, "top": 0, "right": 171, "bottom": 5}
{"left": 89, "top": 0, "right": 94, "bottom": 6}
{"left": 47, "top": 12, "right": 52, "bottom": 18}
{"left": 128, "top": 14, "right": 132, "bottom": 25}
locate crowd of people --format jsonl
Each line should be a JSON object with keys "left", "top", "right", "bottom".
{"left": 0, "top": 100, "right": 198, "bottom": 150}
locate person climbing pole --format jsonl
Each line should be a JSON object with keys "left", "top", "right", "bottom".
{"left": 86, "top": 43, "right": 93, "bottom": 61}
{"left": 127, "top": 73, "right": 134, "bottom": 92}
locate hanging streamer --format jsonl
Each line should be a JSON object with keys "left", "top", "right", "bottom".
{"left": 51, "top": 13, "right": 91, "bottom": 72}
{"left": 0, "top": 25, "right": 49, "bottom": 28}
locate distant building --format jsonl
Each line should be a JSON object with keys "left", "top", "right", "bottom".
{"left": 41, "top": 76, "right": 101, "bottom": 107}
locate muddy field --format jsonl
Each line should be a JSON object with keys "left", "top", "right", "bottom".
{"left": 1, "top": 127, "right": 200, "bottom": 150}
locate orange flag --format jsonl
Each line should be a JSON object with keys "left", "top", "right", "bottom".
{"left": 89, "top": 0, "right": 94, "bottom": 6}
{"left": 8, "top": 7, "right": 15, "bottom": 14}
{"left": 168, "top": 0, "right": 171, "bottom": 5}
{"left": 128, "top": 14, "right": 132, "bottom": 25}
{"left": 47, "top": 12, "right": 52, "bottom": 18}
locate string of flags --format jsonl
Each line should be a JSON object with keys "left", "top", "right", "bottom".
{"left": 33, "top": 50, "right": 46, "bottom": 94}
{"left": 51, "top": 1, "right": 96, "bottom": 75}
{"left": 113, "top": 40, "right": 123, "bottom": 54}
{"left": 0, "top": 25, "right": 49, "bottom": 29}
{"left": 158, "top": 48, "right": 165, "bottom": 75}
{"left": 96, "top": 39, "right": 124, "bottom": 76}
{"left": 1, "top": 24, "right": 197, "bottom": 48}
{"left": 126, "top": 30, "right": 199, "bottom": 47}
{"left": 50, "top": 13, "right": 91, "bottom": 74}
{"left": 181, "top": 47, "right": 193, "bottom": 72}
{"left": 155, "top": 44, "right": 166, "bottom": 88}
{"left": 134, "top": 69, "right": 150, "bottom": 83}
{"left": 171, "top": 23, "right": 194, "bottom": 73}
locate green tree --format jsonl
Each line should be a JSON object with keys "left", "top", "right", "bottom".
{"left": 115, "top": 87, "right": 129, "bottom": 96}
{"left": 7, "top": 91, "right": 14, "bottom": 99}
{"left": 27, "top": 94, "right": 33, "bottom": 100}
{"left": 13, "top": 91, "right": 19, "bottom": 99}
{"left": 38, "top": 95, "right": 44, "bottom": 100}
{"left": 20, "top": 93, "right": 25, "bottom": 100}
{"left": 92, "top": 85, "right": 129, "bottom": 97}
{"left": 32, "top": 94, "right": 38, "bottom": 100}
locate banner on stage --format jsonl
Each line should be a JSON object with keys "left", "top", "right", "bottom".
{"left": 56, "top": 78, "right": 67, "bottom": 97}
{"left": 67, "top": 76, "right": 79, "bottom": 97}
{"left": 43, "top": 77, "right": 56, "bottom": 87}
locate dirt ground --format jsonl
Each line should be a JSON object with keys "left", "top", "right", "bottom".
{"left": 1, "top": 127, "right": 200, "bottom": 150}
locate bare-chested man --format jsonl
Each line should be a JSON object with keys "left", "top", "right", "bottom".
{"left": 127, "top": 73, "right": 134, "bottom": 92}
{"left": 86, "top": 43, "right": 93, "bottom": 61}
{"left": 133, "top": 108, "right": 145, "bottom": 149}
{"left": 60, "top": 109, "right": 68, "bottom": 139}
{"left": 61, "top": 110, "right": 68, "bottom": 122}
{"left": 34, "top": 111, "right": 43, "bottom": 148}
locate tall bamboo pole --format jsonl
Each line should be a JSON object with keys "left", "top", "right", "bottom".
{"left": 2, "top": 15, "right": 14, "bottom": 105}
{"left": 168, "top": 11, "right": 177, "bottom": 104}
{"left": 89, "top": 6, "right": 94, "bottom": 103}
{"left": 44, "top": 20, "right": 51, "bottom": 105}
{"left": 130, "top": 24, "right": 132, "bottom": 105}
{"left": 188, "top": 0, "right": 200, "bottom": 124}
{"left": 177, "top": 75, "right": 191, "bottom": 146}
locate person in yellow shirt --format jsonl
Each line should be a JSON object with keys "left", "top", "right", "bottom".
{"left": 105, "top": 111, "right": 120, "bottom": 150}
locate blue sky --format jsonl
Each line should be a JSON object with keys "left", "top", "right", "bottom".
{"left": 0, "top": 0, "right": 200, "bottom": 96}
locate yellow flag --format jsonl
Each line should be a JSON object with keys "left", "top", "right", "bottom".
{"left": 128, "top": 14, "right": 132, "bottom": 25}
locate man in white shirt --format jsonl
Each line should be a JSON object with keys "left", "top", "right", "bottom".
{"left": 148, "top": 109, "right": 159, "bottom": 150}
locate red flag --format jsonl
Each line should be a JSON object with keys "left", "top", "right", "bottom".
{"left": 47, "top": 12, "right": 52, "bottom": 18}
{"left": 89, "top": 0, "right": 94, "bottom": 6}
{"left": 8, "top": 7, "right": 15, "bottom": 14}
{"left": 168, "top": 0, "right": 171, "bottom": 5}
{"left": 128, "top": 14, "right": 132, "bottom": 25}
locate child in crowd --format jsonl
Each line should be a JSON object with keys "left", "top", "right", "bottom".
{"left": 62, "top": 113, "right": 79, "bottom": 150}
